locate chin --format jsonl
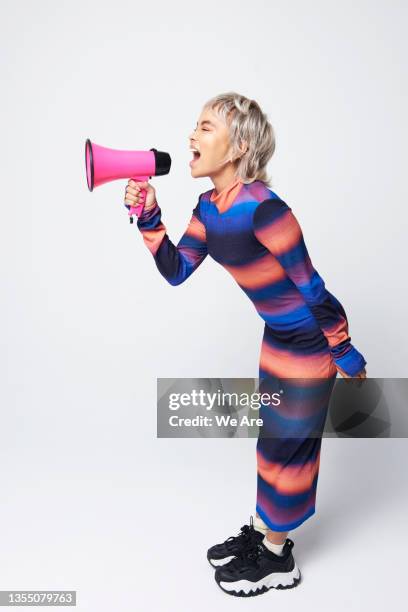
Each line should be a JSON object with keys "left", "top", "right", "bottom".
{"left": 190, "top": 167, "right": 207, "bottom": 179}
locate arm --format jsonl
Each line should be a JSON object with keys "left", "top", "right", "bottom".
{"left": 136, "top": 196, "right": 208, "bottom": 286}
{"left": 253, "top": 198, "right": 367, "bottom": 376}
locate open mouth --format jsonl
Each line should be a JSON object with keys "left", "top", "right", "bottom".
{"left": 190, "top": 149, "right": 201, "bottom": 166}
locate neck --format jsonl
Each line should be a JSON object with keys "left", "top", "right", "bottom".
{"left": 210, "top": 166, "right": 240, "bottom": 194}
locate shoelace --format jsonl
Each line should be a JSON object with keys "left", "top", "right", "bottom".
{"left": 224, "top": 524, "right": 251, "bottom": 547}
{"left": 230, "top": 538, "right": 291, "bottom": 571}
{"left": 223, "top": 516, "right": 255, "bottom": 550}
{"left": 228, "top": 542, "right": 264, "bottom": 570}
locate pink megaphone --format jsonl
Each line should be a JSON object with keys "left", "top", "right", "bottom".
{"left": 85, "top": 139, "right": 171, "bottom": 223}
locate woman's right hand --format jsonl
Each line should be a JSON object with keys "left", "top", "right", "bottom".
{"left": 124, "top": 180, "right": 156, "bottom": 213}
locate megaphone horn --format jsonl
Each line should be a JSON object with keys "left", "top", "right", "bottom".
{"left": 85, "top": 139, "right": 171, "bottom": 223}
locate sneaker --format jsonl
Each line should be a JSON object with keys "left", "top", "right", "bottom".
{"left": 207, "top": 516, "right": 264, "bottom": 568}
{"left": 214, "top": 538, "right": 301, "bottom": 596}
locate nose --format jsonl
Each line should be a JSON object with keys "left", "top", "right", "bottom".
{"left": 189, "top": 125, "right": 199, "bottom": 141}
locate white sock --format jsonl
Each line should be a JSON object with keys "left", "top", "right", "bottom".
{"left": 253, "top": 515, "right": 268, "bottom": 535}
{"left": 263, "top": 535, "right": 285, "bottom": 556}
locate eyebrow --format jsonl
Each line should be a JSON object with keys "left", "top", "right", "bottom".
{"left": 196, "top": 120, "right": 216, "bottom": 127}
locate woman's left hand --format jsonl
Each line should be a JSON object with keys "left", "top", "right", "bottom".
{"left": 336, "top": 366, "right": 367, "bottom": 380}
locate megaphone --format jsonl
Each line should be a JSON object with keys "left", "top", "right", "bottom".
{"left": 85, "top": 139, "right": 171, "bottom": 223}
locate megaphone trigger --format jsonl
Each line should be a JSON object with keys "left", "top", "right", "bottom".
{"left": 127, "top": 174, "right": 149, "bottom": 222}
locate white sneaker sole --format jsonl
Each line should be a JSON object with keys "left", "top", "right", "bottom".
{"left": 218, "top": 562, "right": 301, "bottom": 596}
{"left": 208, "top": 555, "right": 235, "bottom": 567}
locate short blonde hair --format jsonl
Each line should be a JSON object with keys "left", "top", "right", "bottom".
{"left": 203, "top": 92, "right": 275, "bottom": 186}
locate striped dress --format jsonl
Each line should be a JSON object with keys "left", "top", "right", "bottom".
{"left": 135, "top": 178, "right": 367, "bottom": 532}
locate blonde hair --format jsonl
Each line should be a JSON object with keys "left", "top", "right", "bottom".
{"left": 203, "top": 92, "right": 275, "bottom": 186}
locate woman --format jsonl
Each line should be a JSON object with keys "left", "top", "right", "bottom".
{"left": 124, "top": 92, "right": 367, "bottom": 597}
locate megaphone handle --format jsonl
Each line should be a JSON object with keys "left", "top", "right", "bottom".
{"left": 128, "top": 175, "right": 150, "bottom": 224}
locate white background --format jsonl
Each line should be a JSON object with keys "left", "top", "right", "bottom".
{"left": 1, "top": 0, "right": 407, "bottom": 610}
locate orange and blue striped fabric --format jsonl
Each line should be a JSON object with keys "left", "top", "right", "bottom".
{"left": 136, "top": 179, "right": 366, "bottom": 378}
{"left": 135, "top": 179, "right": 367, "bottom": 531}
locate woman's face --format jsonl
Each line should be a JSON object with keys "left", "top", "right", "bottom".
{"left": 188, "top": 107, "right": 235, "bottom": 179}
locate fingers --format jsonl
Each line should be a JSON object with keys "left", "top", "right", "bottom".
{"left": 336, "top": 366, "right": 349, "bottom": 379}
{"left": 126, "top": 186, "right": 139, "bottom": 196}
{"left": 336, "top": 364, "right": 367, "bottom": 380}
{"left": 124, "top": 191, "right": 144, "bottom": 204}
{"left": 128, "top": 179, "right": 148, "bottom": 189}
{"left": 124, "top": 179, "right": 146, "bottom": 206}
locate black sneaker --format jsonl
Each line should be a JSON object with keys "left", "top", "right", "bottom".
{"left": 214, "top": 538, "right": 301, "bottom": 596}
{"left": 207, "top": 516, "right": 264, "bottom": 568}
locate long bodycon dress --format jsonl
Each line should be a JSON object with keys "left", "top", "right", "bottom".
{"left": 134, "top": 177, "right": 367, "bottom": 532}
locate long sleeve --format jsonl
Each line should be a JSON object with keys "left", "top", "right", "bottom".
{"left": 253, "top": 198, "right": 367, "bottom": 376}
{"left": 135, "top": 195, "right": 208, "bottom": 286}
